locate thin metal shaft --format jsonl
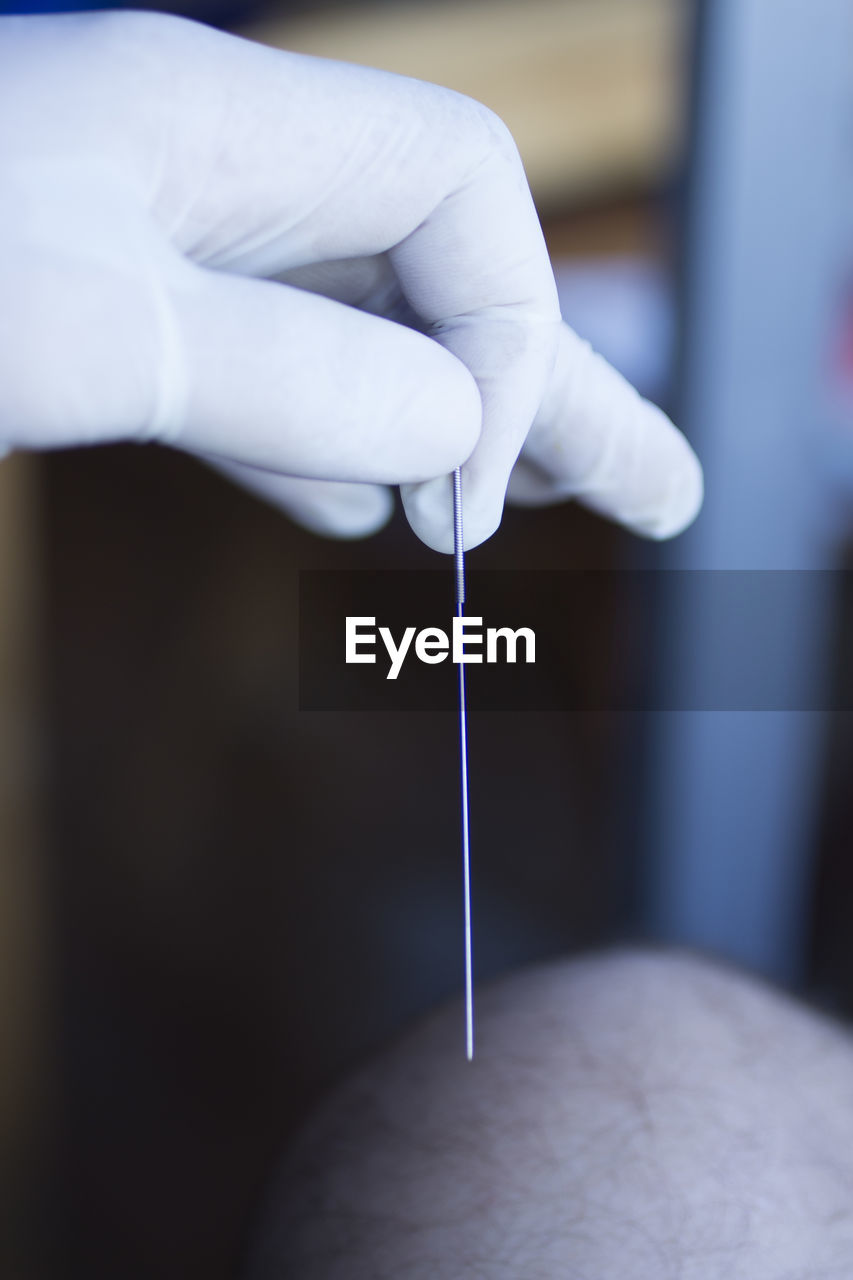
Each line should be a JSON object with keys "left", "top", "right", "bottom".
{"left": 452, "top": 467, "right": 474, "bottom": 1061}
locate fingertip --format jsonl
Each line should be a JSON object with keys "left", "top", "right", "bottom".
{"left": 635, "top": 444, "right": 704, "bottom": 540}
{"left": 576, "top": 425, "right": 705, "bottom": 542}
{"left": 400, "top": 478, "right": 452, "bottom": 552}
{"left": 401, "top": 474, "right": 504, "bottom": 554}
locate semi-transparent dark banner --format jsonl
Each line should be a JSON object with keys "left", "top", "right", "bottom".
{"left": 298, "top": 570, "right": 844, "bottom": 711}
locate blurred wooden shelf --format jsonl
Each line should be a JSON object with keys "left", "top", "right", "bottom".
{"left": 244, "top": 0, "right": 687, "bottom": 211}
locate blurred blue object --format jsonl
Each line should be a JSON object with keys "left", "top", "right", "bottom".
{"left": 643, "top": 0, "right": 853, "bottom": 984}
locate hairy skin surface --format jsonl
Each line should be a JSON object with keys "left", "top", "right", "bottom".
{"left": 248, "top": 950, "right": 853, "bottom": 1278}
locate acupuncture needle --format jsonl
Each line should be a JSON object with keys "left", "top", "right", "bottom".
{"left": 452, "top": 466, "right": 474, "bottom": 1061}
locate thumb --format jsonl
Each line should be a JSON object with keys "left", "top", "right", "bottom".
{"left": 0, "top": 168, "right": 481, "bottom": 482}
{"left": 162, "top": 264, "right": 482, "bottom": 486}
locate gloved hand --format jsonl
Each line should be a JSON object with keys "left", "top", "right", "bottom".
{"left": 0, "top": 11, "right": 702, "bottom": 551}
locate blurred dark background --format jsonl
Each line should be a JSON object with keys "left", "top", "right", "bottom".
{"left": 2, "top": 1, "right": 853, "bottom": 1277}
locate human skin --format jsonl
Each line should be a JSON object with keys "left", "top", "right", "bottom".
{"left": 248, "top": 949, "right": 853, "bottom": 1278}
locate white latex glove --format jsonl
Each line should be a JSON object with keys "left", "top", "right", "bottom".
{"left": 0, "top": 11, "right": 702, "bottom": 551}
